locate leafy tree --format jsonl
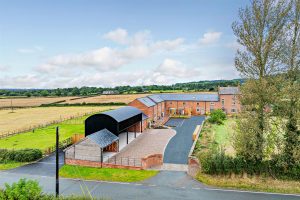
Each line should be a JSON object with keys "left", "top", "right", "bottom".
{"left": 208, "top": 109, "right": 226, "bottom": 124}
{"left": 277, "top": 0, "right": 300, "bottom": 166}
{"left": 232, "top": 0, "right": 291, "bottom": 162}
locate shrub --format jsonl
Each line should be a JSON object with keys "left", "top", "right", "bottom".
{"left": 208, "top": 109, "right": 226, "bottom": 124}
{"left": 0, "top": 149, "right": 42, "bottom": 163}
{"left": 2, "top": 179, "right": 42, "bottom": 200}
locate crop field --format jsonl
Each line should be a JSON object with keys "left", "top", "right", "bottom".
{"left": 0, "top": 106, "right": 121, "bottom": 136}
{"left": 62, "top": 94, "right": 149, "bottom": 104}
{"left": 0, "top": 96, "right": 78, "bottom": 108}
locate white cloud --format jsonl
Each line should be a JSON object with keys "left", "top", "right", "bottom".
{"left": 199, "top": 31, "right": 222, "bottom": 45}
{"left": 0, "top": 65, "right": 10, "bottom": 72}
{"left": 103, "top": 28, "right": 128, "bottom": 45}
{"left": 36, "top": 29, "right": 185, "bottom": 73}
{"left": 17, "top": 46, "right": 43, "bottom": 54}
{"left": 226, "top": 41, "right": 243, "bottom": 50}
{"left": 155, "top": 58, "right": 201, "bottom": 78}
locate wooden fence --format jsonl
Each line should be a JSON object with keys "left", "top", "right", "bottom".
{"left": 0, "top": 110, "right": 101, "bottom": 139}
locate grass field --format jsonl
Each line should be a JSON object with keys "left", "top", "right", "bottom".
{"left": 60, "top": 165, "right": 158, "bottom": 182}
{"left": 194, "top": 118, "right": 236, "bottom": 156}
{"left": 197, "top": 173, "right": 300, "bottom": 195}
{"left": 0, "top": 96, "right": 77, "bottom": 108}
{"left": 62, "top": 94, "right": 149, "bottom": 104}
{"left": 0, "top": 106, "right": 121, "bottom": 136}
{"left": 0, "top": 107, "right": 121, "bottom": 150}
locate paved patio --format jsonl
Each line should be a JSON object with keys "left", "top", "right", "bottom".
{"left": 112, "top": 129, "right": 176, "bottom": 159}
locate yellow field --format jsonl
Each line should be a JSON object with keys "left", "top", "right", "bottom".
{"left": 0, "top": 106, "right": 121, "bottom": 136}
{"left": 62, "top": 94, "right": 149, "bottom": 104}
{"left": 0, "top": 96, "right": 77, "bottom": 108}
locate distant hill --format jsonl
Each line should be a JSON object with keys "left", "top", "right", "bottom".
{"left": 0, "top": 79, "right": 244, "bottom": 97}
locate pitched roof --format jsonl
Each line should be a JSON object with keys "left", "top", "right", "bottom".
{"left": 148, "top": 95, "right": 164, "bottom": 103}
{"left": 219, "top": 87, "right": 240, "bottom": 95}
{"left": 87, "top": 128, "right": 119, "bottom": 148}
{"left": 158, "top": 93, "right": 219, "bottom": 102}
{"left": 102, "top": 106, "right": 142, "bottom": 122}
{"left": 142, "top": 113, "right": 149, "bottom": 120}
{"left": 137, "top": 97, "right": 156, "bottom": 107}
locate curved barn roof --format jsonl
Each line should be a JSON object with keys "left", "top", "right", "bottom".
{"left": 101, "top": 106, "right": 142, "bottom": 122}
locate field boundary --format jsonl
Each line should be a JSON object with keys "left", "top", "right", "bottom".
{"left": 0, "top": 110, "right": 107, "bottom": 140}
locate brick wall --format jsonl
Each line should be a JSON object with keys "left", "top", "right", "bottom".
{"left": 141, "top": 154, "right": 163, "bottom": 169}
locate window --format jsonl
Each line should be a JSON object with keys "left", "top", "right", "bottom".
{"left": 170, "top": 102, "right": 172, "bottom": 105}
{"left": 221, "top": 99, "right": 225, "bottom": 106}
{"left": 196, "top": 107, "right": 200, "bottom": 112}
{"left": 231, "top": 108, "right": 236, "bottom": 113}
{"left": 183, "top": 102, "right": 186, "bottom": 106}
{"left": 210, "top": 102, "right": 215, "bottom": 105}
{"left": 197, "top": 102, "right": 200, "bottom": 105}
{"left": 161, "top": 112, "right": 164, "bottom": 117}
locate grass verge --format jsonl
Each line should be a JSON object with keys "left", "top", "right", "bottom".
{"left": 197, "top": 173, "right": 300, "bottom": 195}
{"left": 60, "top": 165, "right": 158, "bottom": 182}
{"left": 0, "top": 161, "right": 28, "bottom": 170}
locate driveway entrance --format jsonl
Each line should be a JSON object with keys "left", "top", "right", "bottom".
{"left": 163, "top": 116, "right": 205, "bottom": 164}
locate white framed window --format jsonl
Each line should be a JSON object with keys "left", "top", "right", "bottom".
{"left": 183, "top": 102, "right": 186, "bottom": 106}
{"left": 210, "top": 102, "right": 215, "bottom": 105}
{"left": 221, "top": 99, "right": 225, "bottom": 106}
{"left": 231, "top": 108, "right": 236, "bottom": 113}
{"left": 196, "top": 107, "right": 200, "bottom": 112}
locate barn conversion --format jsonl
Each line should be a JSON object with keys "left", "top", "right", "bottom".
{"left": 129, "top": 86, "right": 240, "bottom": 126}
{"left": 65, "top": 106, "right": 148, "bottom": 165}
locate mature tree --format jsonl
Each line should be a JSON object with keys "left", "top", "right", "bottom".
{"left": 278, "top": 0, "right": 300, "bottom": 166}
{"left": 232, "top": 0, "right": 291, "bottom": 162}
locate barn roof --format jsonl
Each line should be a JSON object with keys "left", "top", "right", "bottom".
{"left": 102, "top": 106, "right": 142, "bottom": 122}
{"left": 137, "top": 97, "right": 156, "bottom": 107}
{"left": 148, "top": 95, "right": 164, "bottom": 103}
{"left": 158, "top": 93, "right": 219, "bottom": 102}
{"left": 87, "top": 129, "right": 119, "bottom": 148}
{"left": 219, "top": 87, "right": 240, "bottom": 95}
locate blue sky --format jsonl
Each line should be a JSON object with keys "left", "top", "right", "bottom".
{"left": 0, "top": 0, "right": 248, "bottom": 88}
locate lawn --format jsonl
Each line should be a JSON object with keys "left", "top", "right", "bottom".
{"left": 0, "top": 107, "right": 119, "bottom": 151}
{"left": 198, "top": 173, "right": 300, "bottom": 195}
{"left": 60, "top": 165, "right": 158, "bottom": 182}
{"left": 194, "top": 118, "right": 235, "bottom": 156}
{"left": 0, "top": 161, "right": 27, "bottom": 170}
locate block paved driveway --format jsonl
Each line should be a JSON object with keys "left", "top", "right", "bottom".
{"left": 164, "top": 116, "right": 205, "bottom": 164}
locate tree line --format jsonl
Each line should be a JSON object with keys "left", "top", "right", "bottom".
{"left": 232, "top": 0, "right": 299, "bottom": 178}
{"left": 0, "top": 79, "right": 242, "bottom": 97}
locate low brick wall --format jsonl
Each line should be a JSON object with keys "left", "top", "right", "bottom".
{"left": 65, "top": 159, "right": 142, "bottom": 170}
{"left": 187, "top": 156, "right": 200, "bottom": 177}
{"left": 141, "top": 154, "right": 163, "bottom": 169}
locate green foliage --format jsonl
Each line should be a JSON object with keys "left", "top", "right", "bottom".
{"left": 1, "top": 179, "right": 42, "bottom": 200}
{"left": 0, "top": 149, "right": 42, "bottom": 163}
{"left": 208, "top": 109, "right": 226, "bottom": 124}
{"left": 0, "top": 179, "right": 109, "bottom": 200}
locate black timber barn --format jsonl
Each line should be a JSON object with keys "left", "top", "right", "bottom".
{"left": 85, "top": 106, "right": 143, "bottom": 137}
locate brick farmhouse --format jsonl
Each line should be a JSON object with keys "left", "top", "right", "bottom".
{"left": 129, "top": 86, "right": 240, "bottom": 127}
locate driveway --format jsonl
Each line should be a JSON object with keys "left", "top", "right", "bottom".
{"left": 164, "top": 116, "right": 205, "bottom": 164}
{"left": 7, "top": 151, "right": 65, "bottom": 176}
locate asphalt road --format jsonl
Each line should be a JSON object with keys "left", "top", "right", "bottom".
{"left": 0, "top": 170, "right": 299, "bottom": 200}
{"left": 163, "top": 116, "right": 205, "bottom": 164}
{"left": 8, "top": 151, "right": 65, "bottom": 176}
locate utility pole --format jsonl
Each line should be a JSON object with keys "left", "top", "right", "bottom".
{"left": 56, "top": 126, "right": 59, "bottom": 197}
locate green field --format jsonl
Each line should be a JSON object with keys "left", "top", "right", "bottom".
{"left": 60, "top": 165, "right": 158, "bottom": 182}
{"left": 0, "top": 161, "right": 27, "bottom": 170}
{"left": 0, "top": 115, "right": 88, "bottom": 151}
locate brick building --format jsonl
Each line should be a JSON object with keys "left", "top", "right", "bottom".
{"left": 129, "top": 86, "right": 240, "bottom": 125}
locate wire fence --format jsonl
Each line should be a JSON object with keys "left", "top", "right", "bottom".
{"left": 44, "top": 137, "right": 73, "bottom": 155}
{"left": 0, "top": 110, "right": 100, "bottom": 139}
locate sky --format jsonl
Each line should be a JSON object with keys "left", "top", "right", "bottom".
{"left": 0, "top": 0, "right": 248, "bottom": 89}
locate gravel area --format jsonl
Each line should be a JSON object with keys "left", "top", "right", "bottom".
{"left": 114, "top": 129, "right": 176, "bottom": 159}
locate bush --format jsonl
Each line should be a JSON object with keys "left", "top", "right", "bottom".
{"left": 2, "top": 179, "right": 42, "bottom": 200}
{"left": 0, "top": 179, "right": 109, "bottom": 200}
{"left": 208, "top": 109, "right": 226, "bottom": 124}
{"left": 0, "top": 149, "right": 43, "bottom": 163}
